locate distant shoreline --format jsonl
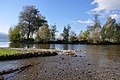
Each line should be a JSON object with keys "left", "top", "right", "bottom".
{"left": 10, "top": 40, "right": 120, "bottom": 45}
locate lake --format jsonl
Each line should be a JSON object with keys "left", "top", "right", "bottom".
{"left": 0, "top": 42, "right": 120, "bottom": 79}
{"left": 1, "top": 42, "right": 120, "bottom": 63}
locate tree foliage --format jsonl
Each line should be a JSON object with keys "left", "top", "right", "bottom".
{"left": 36, "top": 24, "right": 50, "bottom": 42}
{"left": 19, "top": 5, "right": 47, "bottom": 40}
{"left": 50, "top": 24, "right": 57, "bottom": 41}
{"left": 61, "top": 25, "right": 71, "bottom": 42}
{"left": 79, "top": 30, "right": 90, "bottom": 41}
{"left": 69, "top": 31, "right": 76, "bottom": 42}
{"left": 9, "top": 25, "right": 21, "bottom": 42}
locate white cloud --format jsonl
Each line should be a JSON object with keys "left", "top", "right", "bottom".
{"left": 91, "top": 0, "right": 120, "bottom": 12}
{"left": 110, "top": 14, "right": 120, "bottom": 21}
{"left": 77, "top": 19, "right": 94, "bottom": 24}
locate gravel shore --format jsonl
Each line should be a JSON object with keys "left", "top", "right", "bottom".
{"left": 1, "top": 51, "right": 120, "bottom": 80}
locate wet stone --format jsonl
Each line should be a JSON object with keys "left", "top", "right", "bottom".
{"left": 68, "top": 63, "right": 71, "bottom": 65}
{"left": 82, "top": 71, "right": 85, "bottom": 74}
{"left": 88, "top": 71, "right": 92, "bottom": 73}
{"left": 88, "top": 63, "right": 91, "bottom": 65}
{"left": 73, "top": 55, "right": 77, "bottom": 57}
{"left": 79, "top": 56, "right": 82, "bottom": 57}
{"left": 61, "top": 58, "right": 64, "bottom": 60}
{"left": 78, "top": 77, "right": 80, "bottom": 79}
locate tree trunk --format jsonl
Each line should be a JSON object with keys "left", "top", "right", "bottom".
{"left": 27, "top": 32, "right": 30, "bottom": 40}
{"left": 27, "top": 22, "right": 31, "bottom": 40}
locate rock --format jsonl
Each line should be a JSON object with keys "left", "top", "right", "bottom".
{"left": 45, "top": 70, "right": 47, "bottom": 73}
{"left": 78, "top": 77, "right": 81, "bottom": 79}
{"left": 82, "top": 71, "right": 84, "bottom": 74}
{"left": 79, "top": 56, "right": 82, "bottom": 57}
{"left": 61, "top": 58, "right": 64, "bottom": 60}
{"left": 68, "top": 63, "right": 71, "bottom": 65}
{"left": 72, "top": 55, "right": 77, "bottom": 57}
{"left": 88, "top": 71, "right": 92, "bottom": 74}
{"left": 88, "top": 63, "right": 91, "bottom": 65}
{"left": 75, "top": 68, "right": 78, "bottom": 70}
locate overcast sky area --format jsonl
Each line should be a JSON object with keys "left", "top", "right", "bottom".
{"left": 0, "top": 0, "right": 120, "bottom": 34}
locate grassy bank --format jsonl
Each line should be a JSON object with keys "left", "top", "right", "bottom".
{"left": 0, "top": 48, "right": 20, "bottom": 56}
{"left": 0, "top": 48, "right": 58, "bottom": 61}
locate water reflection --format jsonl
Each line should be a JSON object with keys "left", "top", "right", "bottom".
{"left": 9, "top": 43, "right": 79, "bottom": 50}
{"left": 0, "top": 42, "right": 120, "bottom": 64}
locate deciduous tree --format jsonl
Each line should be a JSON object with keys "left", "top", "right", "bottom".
{"left": 19, "top": 5, "right": 47, "bottom": 40}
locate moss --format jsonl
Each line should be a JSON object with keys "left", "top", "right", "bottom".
{"left": 0, "top": 48, "right": 58, "bottom": 61}
{"left": 0, "top": 48, "right": 20, "bottom": 56}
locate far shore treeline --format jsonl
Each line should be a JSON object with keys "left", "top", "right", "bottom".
{"left": 9, "top": 5, "right": 120, "bottom": 44}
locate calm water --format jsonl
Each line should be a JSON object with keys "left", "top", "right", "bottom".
{"left": 0, "top": 42, "right": 120, "bottom": 78}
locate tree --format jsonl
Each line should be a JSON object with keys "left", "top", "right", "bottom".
{"left": 61, "top": 24, "right": 71, "bottom": 42}
{"left": 79, "top": 30, "right": 90, "bottom": 40}
{"left": 103, "top": 17, "right": 116, "bottom": 28}
{"left": 100, "top": 26, "right": 107, "bottom": 41}
{"left": 50, "top": 24, "right": 57, "bottom": 41}
{"left": 100, "top": 17, "right": 116, "bottom": 42}
{"left": 36, "top": 24, "right": 50, "bottom": 42}
{"left": 19, "top": 5, "right": 47, "bottom": 40}
{"left": 69, "top": 31, "right": 76, "bottom": 42}
{"left": 9, "top": 25, "right": 21, "bottom": 42}
{"left": 112, "top": 23, "right": 120, "bottom": 43}
{"left": 88, "top": 13, "right": 101, "bottom": 43}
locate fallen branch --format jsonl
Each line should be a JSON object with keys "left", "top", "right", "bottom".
{"left": 0, "top": 64, "right": 33, "bottom": 75}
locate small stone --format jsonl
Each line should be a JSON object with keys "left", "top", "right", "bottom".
{"left": 61, "top": 58, "right": 64, "bottom": 60}
{"left": 88, "top": 71, "right": 92, "bottom": 73}
{"left": 82, "top": 71, "right": 84, "bottom": 74}
{"left": 68, "top": 63, "right": 71, "bottom": 65}
{"left": 79, "top": 56, "right": 82, "bottom": 57}
{"left": 78, "top": 77, "right": 80, "bottom": 79}
{"left": 75, "top": 68, "right": 78, "bottom": 70}
{"left": 45, "top": 70, "right": 47, "bottom": 73}
{"left": 73, "top": 55, "right": 77, "bottom": 57}
{"left": 88, "top": 63, "right": 91, "bottom": 65}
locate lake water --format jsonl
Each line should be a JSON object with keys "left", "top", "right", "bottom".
{"left": 0, "top": 42, "right": 120, "bottom": 62}
{"left": 0, "top": 42, "right": 120, "bottom": 79}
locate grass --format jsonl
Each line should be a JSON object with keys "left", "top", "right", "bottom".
{"left": 0, "top": 48, "right": 58, "bottom": 60}
{"left": 0, "top": 48, "right": 77, "bottom": 61}
{"left": 0, "top": 48, "right": 20, "bottom": 56}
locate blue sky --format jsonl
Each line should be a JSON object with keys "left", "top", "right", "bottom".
{"left": 0, "top": 0, "right": 120, "bottom": 34}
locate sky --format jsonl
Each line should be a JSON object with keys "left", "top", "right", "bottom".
{"left": 0, "top": 0, "right": 120, "bottom": 34}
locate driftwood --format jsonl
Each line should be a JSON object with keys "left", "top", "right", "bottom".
{"left": 0, "top": 64, "right": 33, "bottom": 75}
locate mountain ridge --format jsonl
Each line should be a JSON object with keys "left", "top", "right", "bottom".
{"left": 0, "top": 32, "right": 9, "bottom": 42}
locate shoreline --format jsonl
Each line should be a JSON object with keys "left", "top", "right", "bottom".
{"left": 0, "top": 48, "right": 77, "bottom": 61}
{"left": 1, "top": 52, "right": 120, "bottom": 80}
{"left": 0, "top": 48, "right": 58, "bottom": 61}
{"left": 0, "top": 48, "right": 120, "bottom": 80}
{"left": 9, "top": 41, "right": 120, "bottom": 45}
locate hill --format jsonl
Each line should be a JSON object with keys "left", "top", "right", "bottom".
{"left": 0, "top": 33, "right": 9, "bottom": 42}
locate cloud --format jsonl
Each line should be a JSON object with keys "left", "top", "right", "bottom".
{"left": 110, "top": 14, "right": 120, "bottom": 21}
{"left": 91, "top": 0, "right": 120, "bottom": 12}
{"left": 77, "top": 19, "right": 94, "bottom": 24}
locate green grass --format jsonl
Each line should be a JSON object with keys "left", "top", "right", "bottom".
{"left": 0, "top": 48, "right": 59, "bottom": 57}
{"left": 0, "top": 48, "right": 20, "bottom": 56}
